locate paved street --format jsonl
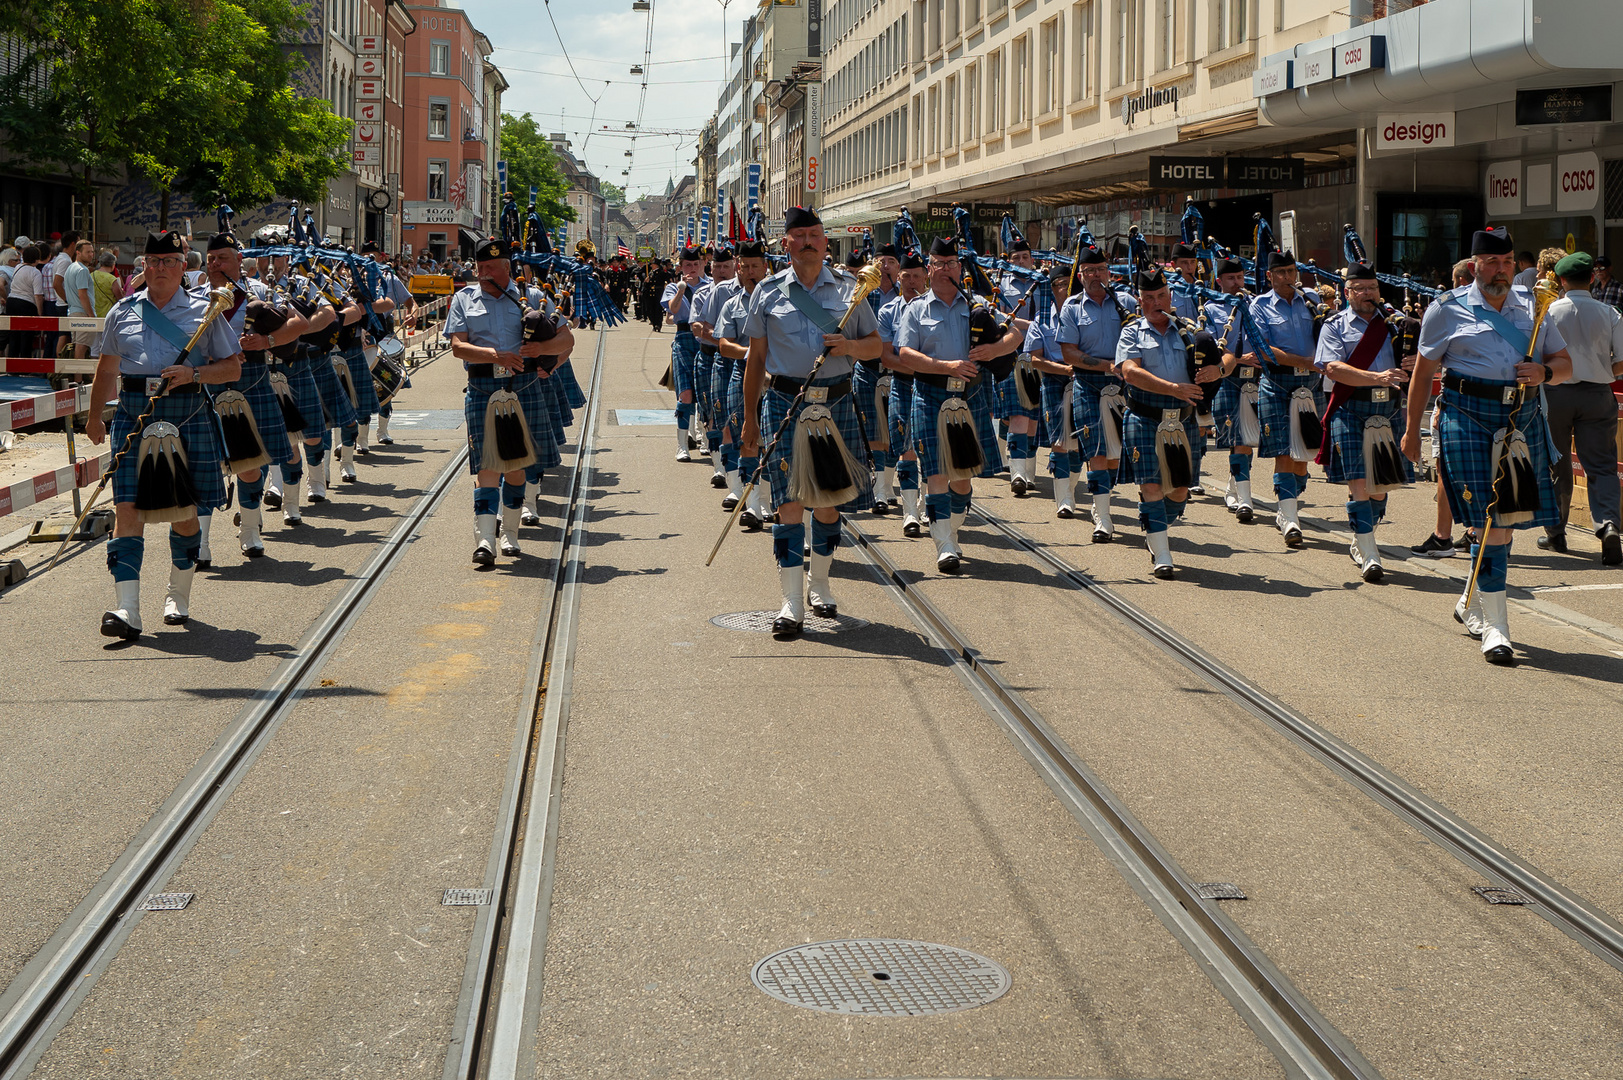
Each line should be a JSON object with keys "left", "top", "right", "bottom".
{"left": 2, "top": 321, "right": 1621, "bottom": 1079}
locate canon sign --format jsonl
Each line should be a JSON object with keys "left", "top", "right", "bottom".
{"left": 1375, "top": 113, "right": 1454, "bottom": 150}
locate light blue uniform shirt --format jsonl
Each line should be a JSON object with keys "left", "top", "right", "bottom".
{"left": 1116, "top": 317, "right": 1191, "bottom": 383}
{"left": 222, "top": 277, "right": 269, "bottom": 338}
{"left": 1249, "top": 287, "right": 1317, "bottom": 359}
{"left": 1057, "top": 287, "right": 1138, "bottom": 361}
{"left": 894, "top": 290, "right": 971, "bottom": 363}
{"left": 999, "top": 275, "right": 1036, "bottom": 322}
{"left": 1023, "top": 306, "right": 1064, "bottom": 364}
{"left": 101, "top": 286, "right": 240, "bottom": 376}
{"left": 1313, "top": 309, "right": 1397, "bottom": 374}
{"left": 743, "top": 265, "right": 879, "bottom": 379}
{"left": 445, "top": 280, "right": 526, "bottom": 360}
{"left": 714, "top": 288, "right": 752, "bottom": 343}
{"left": 866, "top": 282, "right": 900, "bottom": 314}
{"left": 876, "top": 292, "right": 914, "bottom": 345}
{"left": 661, "top": 275, "right": 710, "bottom": 322}
{"left": 523, "top": 285, "right": 545, "bottom": 311}
{"left": 1417, "top": 282, "right": 1567, "bottom": 382}
{"left": 698, "top": 277, "right": 741, "bottom": 327}
{"left": 1172, "top": 289, "right": 1200, "bottom": 323}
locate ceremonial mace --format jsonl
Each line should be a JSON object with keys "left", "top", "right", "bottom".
{"left": 706, "top": 263, "right": 883, "bottom": 566}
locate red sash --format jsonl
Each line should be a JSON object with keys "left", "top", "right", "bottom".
{"left": 1315, "top": 316, "right": 1389, "bottom": 465}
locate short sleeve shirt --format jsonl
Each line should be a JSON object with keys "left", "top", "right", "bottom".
{"left": 1116, "top": 318, "right": 1191, "bottom": 383}
{"left": 742, "top": 265, "right": 879, "bottom": 379}
{"left": 445, "top": 280, "right": 526, "bottom": 358}
{"left": 1057, "top": 288, "right": 1138, "bottom": 359}
{"left": 714, "top": 289, "right": 751, "bottom": 343}
{"left": 63, "top": 260, "right": 94, "bottom": 316}
{"left": 1417, "top": 283, "right": 1566, "bottom": 382}
{"left": 894, "top": 290, "right": 971, "bottom": 363}
{"left": 1313, "top": 309, "right": 1397, "bottom": 375}
{"left": 1023, "top": 306, "right": 1064, "bottom": 364}
{"left": 662, "top": 275, "right": 709, "bottom": 322}
{"left": 1249, "top": 288, "right": 1317, "bottom": 358}
{"left": 100, "top": 287, "right": 240, "bottom": 375}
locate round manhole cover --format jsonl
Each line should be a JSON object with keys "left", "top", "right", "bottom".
{"left": 710, "top": 611, "right": 869, "bottom": 634}
{"left": 751, "top": 939, "right": 1010, "bottom": 1016}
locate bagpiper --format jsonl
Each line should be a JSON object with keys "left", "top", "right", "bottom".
{"left": 1249, "top": 250, "right": 1321, "bottom": 548}
{"left": 877, "top": 249, "right": 930, "bottom": 534}
{"left": 714, "top": 240, "right": 774, "bottom": 527}
{"left": 1058, "top": 245, "right": 1139, "bottom": 542}
{"left": 663, "top": 248, "right": 710, "bottom": 461}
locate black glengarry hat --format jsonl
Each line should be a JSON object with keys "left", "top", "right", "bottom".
{"left": 928, "top": 236, "right": 958, "bottom": 258}
{"left": 206, "top": 232, "right": 239, "bottom": 252}
{"left": 735, "top": 240, "right": 767, "bottom": 259}
{"left": 145, "top": 230, "right": 185, "bottom": 256}
{"left": 898, "top": 251, "right": 925, "bottom": 270}
{"left": 679, "top": 246, "right": 704, "bottom": 262}
{"left": 1171, "top": 242, "right": 1199, "bottom": 260}
{"left": 784, "top": 206, "right": 821, "bottom": 230}
{"left": 1137, "top": 269, "right": 1168, "bottom": 292}
{"left": 1346, "top": 260, "right": 1378, "bottom": 281}
{"left": 1267, "top": 250, "right": 1297, "bottom": 270}
{"left": 1076, "top": 245, "right": 1106, "bottom": 266}
{"left": 474, "top": 238, "right": 511, "bottom": 262}
{"left": 1216, "top": 258, "right": 1245, "bottom": 276}
{"left": 1471, "top": 227, "right": 1514, "bottom": 256}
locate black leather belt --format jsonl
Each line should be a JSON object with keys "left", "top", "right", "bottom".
{"left": 1345, "top": 383, "right": 1400, "bottom": 403}
{"left": 856, "top": 358, "right": 882, "bottom": 373}
{"left": 889, "top": 371, "right": 915, "bottom": 384}
{"left": 1125, "top": 393, "right": 1193, "bottom": 422}
{"left": 1442, "top": 373, "right": 1528, "bottom": 404}
{"left": 120, "top": 376, "right": 200, "bottom": 393}
{"left": 769, "top": 374, "right": 851, "bottom": 400}
{"left": 465, "top": 364, "right": 507, "bottom": 379}
{"left": 675, "top": 321, "right": 692, "bottom": 334}
{"left": 914, "top": 371, "right": 984, "bottom": 391}
{"left": 699, "top": 343, "right": 717, "bottom": 355}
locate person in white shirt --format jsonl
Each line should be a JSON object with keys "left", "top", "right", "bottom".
{"left": 46, "top": 230, "right": 78, "bottom": 357}
{"left": 6, "top": 244, "right": 46, "bottom": 358}
{"left": 1541, "top": 251, "right": 1623, "bottom": 564}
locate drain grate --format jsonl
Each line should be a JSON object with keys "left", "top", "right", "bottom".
{"left": 1193, "top": 882, "right": 1247, "bottom": 901}
{"left": 442, "top": 888, "right": 493, "bottom": 907}
{"left": 1472, "top": 885, "right": 1531, "bottom": 905}
{"left": 711, "top": 610, "right": 869, "bottom": 634}
{"left": 139, "top": 892, "right": 194, "bottom": 911}
{"left": 751, "top": 939, "right": 1010, "bottom": 1016}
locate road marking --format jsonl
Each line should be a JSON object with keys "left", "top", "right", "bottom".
{"left": 1529, "top": 582, "right": 1623, "bottom": 594}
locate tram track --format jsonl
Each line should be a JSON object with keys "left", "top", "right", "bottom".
{"left": 963, "top": 504, "right": 1623, "bottom": 974}
{"left": 441, "top": 330, "right": 605, "bottom": 1080}
{"left": 0, "top": 442, "right": 470, "bottom": 1079}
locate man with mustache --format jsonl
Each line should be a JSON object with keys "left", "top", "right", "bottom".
{"left": 1404, "top": 227, "right": 1573, "bottom": 664}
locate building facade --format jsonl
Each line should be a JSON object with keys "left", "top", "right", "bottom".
{"left": 400, "top": 1, "right": 501, "bottom": 261}
{"left": 550, "top": 134, "right": 607, "bottom": 257}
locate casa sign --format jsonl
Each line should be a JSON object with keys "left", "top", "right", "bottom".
{"left": 1485, "top": 153, "right": 1600, "bottom": 216}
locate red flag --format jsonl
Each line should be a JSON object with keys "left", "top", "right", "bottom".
{"left": 728, "top": 199, "right": 740, "bottom": 242}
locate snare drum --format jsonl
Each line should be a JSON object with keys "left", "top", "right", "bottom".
{"left": 372, "top": 352, "right": 407, "bottom": 405}
{"left": 370, "top": 334, "right": 406, "bottom": 369}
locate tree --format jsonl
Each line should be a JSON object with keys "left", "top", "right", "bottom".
{"left": 499, "top": 112, "right": 574, "bottom": 226}
{"left": 599, "top": 181, "right": 626, "bottom": 205}
{"left": 0, "top": 0, "right": 351, "bottom": 228}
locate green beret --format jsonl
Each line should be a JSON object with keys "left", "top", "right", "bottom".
{"left": 1554, "top": 252, "right": 1593, "bottom": 278}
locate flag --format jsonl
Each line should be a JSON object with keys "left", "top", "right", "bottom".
{"left": 448, "top": 167, "right": 468, "bottom": 210}
{"left": 616, "top": 236, "right": 632, "bottom": 259}
{"left": 728, "top": 199, "right": 740, "bottom": 242}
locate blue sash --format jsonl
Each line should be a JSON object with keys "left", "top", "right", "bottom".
{"left": 136, "top": 298, "right": 195, "bottom": 353}
{"left": 773, "top": 278, "right": 843, "bottom": 336}
{"left": 1441, "top": 292, "right": 1530, "bottom": 355}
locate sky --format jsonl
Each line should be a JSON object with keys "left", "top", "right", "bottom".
{"left": 458, "top": 0, "right": 742, "bottom": 202}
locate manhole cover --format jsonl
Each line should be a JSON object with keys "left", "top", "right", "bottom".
{"left": 711, "top": 610, "right": 869, "bottom": 634}
{"left": 442, "top": 888, "right": 493, "bottom": 906}
{"left": 139, "top": 892, "right": 194, "bottom": 911}
{"left": 751, "top": 939, "right": 1010, "bottom": 1016}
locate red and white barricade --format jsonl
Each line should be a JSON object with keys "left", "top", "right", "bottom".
{"left": 0, "top": 454, "right": 106, "bottom": 520}
{"left": 0, "top": 386, "right": 94, "bottom": 433}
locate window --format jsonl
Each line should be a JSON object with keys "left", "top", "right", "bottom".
{"left": 1113, "top": 0, "right": 1137, "bottom": 87}
{"left": 1160, "top": 0, "right": 1175, "bottom": 69}
{"left": 429, "top": 41, "right": 449, "bottom": 76}
{"left": 1011, "top": 35, "right": 1030, "bottom": 125}
{"left": 428, "top": 99, "right": 449, "bottom": 139}
{"left": 1040, "top": 19, "right": 1061, "bottom": 116}
{"left": 427, "top": 160, "right": 447, "bottom": 201}
{"left": 1213, "top": 0, "right": 1247, "bottom": 51}
{"left": 926, "top": 83, "right": 939, "bottom": 156}
{"left": 1072, "top": 2, "right": 1095, "bottom": 102}
{"left": 987, "top": 47, "right": 1004, "bottom": 133}
{"left": 964, "top": 62, "right": 979, "bottom": 141}
{"left": 912, "top": 92, "right": 924, "bottom": 160}
{"left": 945, "top": 0, "right": 959, "bottom": 41}
{"left": 944, "top": 74, "right": 957, "bottom": 150}
{"left": 965, "top": 0, "right": 980, "bottom": 25}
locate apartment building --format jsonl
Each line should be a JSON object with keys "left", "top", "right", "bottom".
{"left": 400, "top": 2, "right": 503, "bottom": 261}
{"left": 818, "top": 0, "right": 1623, "bottom": 281}
{"left": 550, "top": 135, "right": 607, "bottom": 257}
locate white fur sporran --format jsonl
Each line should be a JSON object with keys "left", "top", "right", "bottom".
{"left": 481, "top": 389, "right": 538, "bottom": 473}
{"left": 1098, "top": 383, "right": 1125, "bottom": 461}
{"left": 789, "top": 402, "right": 864, "bottom": 507}
{"left": 937, "top": 395, "right": 983, "bottom": 482}
{"left": 873, "top": 374, "right": 892, "bottom": 453}
{"left": 1237, "top": 382, "right": 1262, "bottom": 447}
{"left": 1361, "top": 414, "right": 1407, "bottom": 496}
{"left": 1287, "top": 387, "right": 1322, "bottom": 463}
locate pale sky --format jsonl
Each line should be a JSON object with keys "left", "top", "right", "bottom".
{"left": 459, "top": 0, "right": 741, "bottom": 201}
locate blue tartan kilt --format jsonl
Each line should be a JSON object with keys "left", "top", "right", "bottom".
{"left": 727, "top": 362, "right": 747, "bottom": 437}
{"left": 995, "top": 369, "right": 1042, "bottom": 423}
{"left": 911, "top": 377, "right": 999, "bottom": 481}
{"left": 279, "top": 359, "right": 324, "bottom": 443}
{"left": 535, "top": 371, "right": 569, "bottom": 450}
{"left": 109, "top": 389, "right": 228, "bottom": 510}
{"left": 712, "top": 353, "right": 736, "bottom": 432}
{"left": 465, "top": 372, "right": 561, "bottom": 475}
{"left": 309, "top": 349, "right": 359, "bottom": 432}
{"left": 340, "top": 346, "right": 381, "bottom": 424}
{"left": 1323, "top": 397, "right": 1414, "bottom": 486}
{"left": 1120, "top": 390, "right": 1201, "bottom": 486}
{"left": 1436, "top": 385, "right": 1558, "bottom": 530}
{"left": 1040, "top": 374, "right": 1071, "bottom": 447}
{"left": 671, "top": 331, "right": 699, "bottom": 397}
{"left": 555, "top": 358, "right": 587, "bottom": 408}
{"left": 1257, "top": 369, "right": 1324, "bottom": 459}
{"left": 224, "top": 363, "right": 292, "bottom": 463}
{"left": 851, "top": 363, "right": 888, "bottom": 450}
{"left": 760, "top": 378, "right": 872, "bottom": 511}
{"left": 1071, "top": 372, "right": 1123, "bottom": 460}
{"left": 697, "top": 346, "right": 720, "bottom": 424}
{"left": 1210, "top": 374, "right": 1258, "bottom": 449}
{"left": 887, "top": 375, "right": 915, "bottom": 452}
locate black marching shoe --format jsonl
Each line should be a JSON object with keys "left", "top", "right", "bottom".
{"left": 710, "top": 472, "right": 727, "bottom": 489}
{"left": 1011, "top": 476, "right": 1027, "bottom": 497}
{"left": 1598, "top": 522, "right": 1621, "bottom": 565}
{"left": 739, "top": 508, "right": 763, "bottom": 531}
{"left": 1537, "top": 530, "right": 1568, "bottom": 553}
{"left": 262, "top": 488, "right": 283, "bottom": 510}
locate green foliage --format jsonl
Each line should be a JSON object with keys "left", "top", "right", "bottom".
{"left": 499, "top": 112, "right": 574, "bottom": 225}
{"left": 599, "top": 181, "right": 625, "bottom": 205}
{"left": 0, "top": 0, "right": 351, "bottom": 225}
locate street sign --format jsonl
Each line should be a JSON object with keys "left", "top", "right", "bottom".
{"left": 358, "top": 35, "right": 382, "bottom": 55}
{"left": 358, "top": 79, "right": 383, "bottom": 101}
{"left": 353, "top": 148, "right": 381, "bottom": 166}
{"left": 358, "top": 101, "right": 382, "bottom": 123}
{"left": 358, "top": 56, "right": 383, "bottom": 79}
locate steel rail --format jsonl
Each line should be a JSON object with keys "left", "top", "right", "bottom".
{"left": 971, "top": 506, "right": 1623, "bottom": 974}
{"left": 442, "top": 328, "right": 607, "bottom": 1080}
{"left": 0, "top": 443, "right": 471, "bottom": 1079}
{"left": 844, "top": 520, "right": 1378, "bottom": 1079}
